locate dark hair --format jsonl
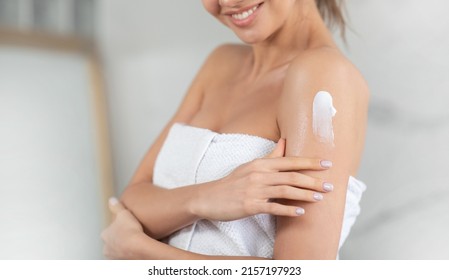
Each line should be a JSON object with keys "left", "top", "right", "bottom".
{"left": 315, "top": 0, "right": 346, "bottom": 37}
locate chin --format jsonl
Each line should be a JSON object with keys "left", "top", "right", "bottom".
{"left": 233, "top": 29, "right": 269, "bottom": 45}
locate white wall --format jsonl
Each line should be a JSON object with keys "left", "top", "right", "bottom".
{"left": 98, "top": 0, "right": 449, "bottom": 259}
{"left": 336, "top": 0, "right": 449, "bottom": 259}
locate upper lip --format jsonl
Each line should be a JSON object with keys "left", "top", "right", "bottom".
{"left": 222, "top": 2, "right": 262, "bottom": 15}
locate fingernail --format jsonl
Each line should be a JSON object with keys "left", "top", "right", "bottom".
{"left": 323, "top": 182, "right": 334, "bottom": 192}
{"left": 313, "top": 193, "right": 324, "bottom": 201}
{"left": 320, "top": 160, "right": 333, "bottom": 168}
{"left": 109, "top": 197, "right": 118, "bottom": 206}
{"left": 296, "top": 208, "right": 305, "bottom": 215}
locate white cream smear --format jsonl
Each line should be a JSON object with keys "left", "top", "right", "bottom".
{"left": 312, "top": 91, "right": 337, "bottom": 145}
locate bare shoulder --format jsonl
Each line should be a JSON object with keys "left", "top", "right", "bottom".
{"left": 283, "top": 47, "right": 370, "bottom": 104}
{"left": 274, "top": 47, "right": 370, "bottom": 259}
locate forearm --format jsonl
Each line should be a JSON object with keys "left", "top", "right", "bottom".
{"left": 121, "top": 180, "right": 212, "bottom": 240}
{"left": 135, "top": 234, "right": 268, "bottom": 260}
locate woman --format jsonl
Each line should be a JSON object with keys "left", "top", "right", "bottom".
{"left": 102, "top": 0, "right": 369, "bottom": 259}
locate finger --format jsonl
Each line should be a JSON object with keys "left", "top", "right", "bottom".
{"left": 108, "top": 197, "right": 126, "bottom": 214}
{"left": 264, "top": 185, "right": 324, "bottom": 202}
{"left": 264, "top": 172, "right": 333, "bottom": 192}
{"left": 257, "top": 202, "right": 306, "bottom": 217}
{"left": 264, "top": 157, "right": 332, "bottom": 172}
{"left": 266, "top": 138, "right": 286, "bottom": 158}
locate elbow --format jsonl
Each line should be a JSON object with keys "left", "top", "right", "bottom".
{"left": 120, "top": 183, "right": 137, "bottom": 209}
{"left": 120, "top": 179, "right": 152, "bottom": 209}
{"left": 119, "top": 182, "right": 164, "bottom": 239}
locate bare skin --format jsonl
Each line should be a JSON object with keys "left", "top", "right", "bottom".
{"left": 102, "top": 0, "right": 369, "bottom": 259}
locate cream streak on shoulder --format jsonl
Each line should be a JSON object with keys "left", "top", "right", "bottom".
{"left": 312, "top": 91, "right": 337, "bottom": 146}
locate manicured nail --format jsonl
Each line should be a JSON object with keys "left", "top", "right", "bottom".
{"left": 313, "top": 193, "right": 323, "bottom": 201}
{"left": 320, "top": 160, "right": 333, "bottom": 168}
{"left": 296, "top": 208, "right": 305, "bottom": 215}
{"left": 323, "top": 182, "right": 334, "bottom": 192}
{"left": 109, "top": 197, "right": 119, "bottom": 206}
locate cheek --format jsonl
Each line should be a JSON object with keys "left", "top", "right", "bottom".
{"left": 201, "top": 0, "right": 220, "bottom": 17}
{"left": 271, "top": 0, "right": 296, "bottom": 22}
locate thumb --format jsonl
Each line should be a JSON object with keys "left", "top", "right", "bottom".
{"left": 108, "top": 197, "right": 126, "bottom": 215}
{"left": 266, "top": 138, "right": 286, "bottom": 158}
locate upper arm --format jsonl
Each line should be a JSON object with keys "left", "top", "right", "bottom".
{"left": 273, "top": 50, "right": 369, "bottom": 259}
{"left": 126, "top": 44, "right": 234, "bottom": 186}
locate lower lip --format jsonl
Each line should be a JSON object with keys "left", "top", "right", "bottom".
{"left": 229, "top": 3, "right": 262, "bottom": 28}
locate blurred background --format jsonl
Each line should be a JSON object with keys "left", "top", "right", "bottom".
{"left": 1, "top": 0, "right": 448, "bottom": 259}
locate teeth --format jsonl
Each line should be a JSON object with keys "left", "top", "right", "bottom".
{"left": 232, "top": 4, "right": 258, "bottom": 20}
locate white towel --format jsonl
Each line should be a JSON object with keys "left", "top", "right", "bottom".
{"left": 153, "top": 123, "right": 366, "bottom": 258}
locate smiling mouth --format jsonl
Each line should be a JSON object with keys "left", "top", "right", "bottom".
{"left": 230, "top": 3, "right": 261, "bottom": 20}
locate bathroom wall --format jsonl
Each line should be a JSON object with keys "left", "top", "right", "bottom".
{"left": 97, "top": 0, "right": 449, "bottom": 259}
{"left": 335, "top": 0, "right": 449, "bottom": 259}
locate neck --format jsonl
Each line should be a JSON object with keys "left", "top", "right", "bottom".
{"left": 248, "top": 0, "right": 335, "bottom": 80}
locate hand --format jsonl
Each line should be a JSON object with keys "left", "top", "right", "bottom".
{"left": 101, "top": 197, "right": 147, "bottom": 259}
{"left": 101, "top": 199, "right": 270, "bottom": 260}
{"left": 192, "top": 138, "right": 333, "bottom": 221}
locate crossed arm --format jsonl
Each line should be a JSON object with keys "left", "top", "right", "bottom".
{"left": 101, "top": 48, "right": 369, "bottom": 260}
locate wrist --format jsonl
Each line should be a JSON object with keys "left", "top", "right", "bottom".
{"left": 187, "top": 183, "right": 203, "bottom": 219}
{"left": 188, "top": 180, "right": 218, "bottom": 219}
{"left": 128, "top": 232, "right": 152, "bottom": 259}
